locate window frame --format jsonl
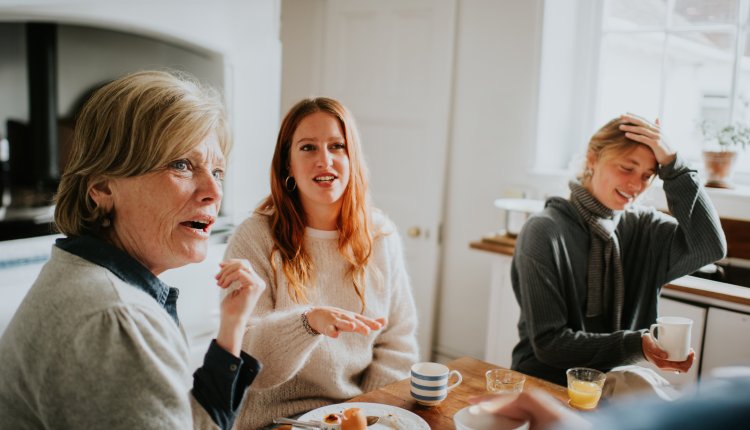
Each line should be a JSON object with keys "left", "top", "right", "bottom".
{"left": 535, "top": 0, "right": 750, "bottom": 184}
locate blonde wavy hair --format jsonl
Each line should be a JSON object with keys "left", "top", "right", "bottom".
{"left": 258, "top": 97, "right": 375, "bottom": 311}
{"left": 54, "top": 70, "right": 230, "bottom": 237}
{"left": 579, "top": 116, "right": 655, "bottom": 186}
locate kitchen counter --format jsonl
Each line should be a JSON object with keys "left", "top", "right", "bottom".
{"left": 663, "top": 275, "right": 750, "bottom": 313}
{"left": 469, "top": 239, "right": 514, "bottom": 256}
{"left": 470, "top": 238, "right": 750, "bottom": 313}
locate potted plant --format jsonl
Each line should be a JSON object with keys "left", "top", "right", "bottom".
{"left": 699, "top": 120, "right": 750, "bottom": 188}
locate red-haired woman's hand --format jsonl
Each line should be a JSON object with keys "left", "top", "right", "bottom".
{"left": 619, "top": 113, "right": 677, "bottom": 166}
{"left": 306, "top": 306, "right": 386, "bottom": 338}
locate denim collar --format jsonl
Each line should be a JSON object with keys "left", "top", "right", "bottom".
{"left": 56, "top": 235, "right": 180, "bottom": 326}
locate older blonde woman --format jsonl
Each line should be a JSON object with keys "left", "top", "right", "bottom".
{"left": 226, "top": 97, "right": 419, "bottom": 428}
{"left": 0, "top": 71, "right": 265, "bottom": 429}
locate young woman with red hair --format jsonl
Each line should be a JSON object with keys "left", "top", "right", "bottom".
{"left": 225, "top": 98, "right": 419, "bottom": 428}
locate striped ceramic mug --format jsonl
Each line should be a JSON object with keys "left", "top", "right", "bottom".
{"left": 410, "top": 362, "right": 463, "bottom": 406}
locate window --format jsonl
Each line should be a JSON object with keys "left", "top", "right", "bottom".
{"left": 536, "top": 0, "right": 750, "bottom": 183}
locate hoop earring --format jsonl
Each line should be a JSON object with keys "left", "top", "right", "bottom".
{"left": 583, "top": 168, "right": 594, "bottom": 180}
{"left": 285, "top": 176, "right": 297, "bottom": 192}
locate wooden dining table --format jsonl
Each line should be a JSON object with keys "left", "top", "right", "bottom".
{"left": 348, "top": 356, "right": 570, "bottom": 429}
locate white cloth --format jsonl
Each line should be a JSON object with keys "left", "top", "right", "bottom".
{"left": 225, "top": 211, "right": 419, "bottom": 429}
{"left": 604, "top": 365, "right": 681, "bottom": 401}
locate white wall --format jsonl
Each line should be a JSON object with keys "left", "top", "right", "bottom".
{"left": 0, "top": 0, "right": 282, "bottom": 224}
{"left": 1, "top": 23, "right": 223, "bottom": 132}
{"left": 57, "top": 25, "right": 225, "bottom": 117}
{"left": 280, "top": 0, "right": 545, "bottom": 360}
{"left": 435, "top": 0, "right": 544, "bottom": 360}
{"left": 280, "top": 0, "right": 325, "bottom": 113}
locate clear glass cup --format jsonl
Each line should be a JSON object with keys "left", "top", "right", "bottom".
{"left": 485, "top": 369, "right": 526, "bottom": 394}
{"left": 480, "top": 369, "right": 526, "bottom": 413}
{"left": 566, "top": 367, "right": 606, "bottom": 410}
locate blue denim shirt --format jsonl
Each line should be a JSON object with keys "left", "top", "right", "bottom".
{"left": 56, "top": 235, "right": 260, "bottom": 429}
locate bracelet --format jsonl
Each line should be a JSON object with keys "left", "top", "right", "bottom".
{"left": 301, "top": 309, "right": 320, "bottom": 336}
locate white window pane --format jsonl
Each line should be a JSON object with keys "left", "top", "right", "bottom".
{"left": 604, "top": 0, "right": 668, "bottom": 30}
{"left": 662, "top": 31, "right": 735, "bottom": 161}
{"left": 735, "top": 151, "right": 750, "bottom": 173}
{"left": 595, "top": 33, "right": 664, "bottom": 128}
{"left": 738, "top": 30, "right": 750, "bottom": 116}
{"left": 672, "top": 28, "right": 736, "bottom": 50}
{"left": 673, "top": 0, "right": 739, "bottom": 26}
{"left": 733, "top": 31, "right": 750, "bottom": 171}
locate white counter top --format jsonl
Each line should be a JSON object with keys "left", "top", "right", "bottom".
{"left": 471, "top": 240, "right": 750, "bottom": 314}
{"left": 664, "top": 276, "right": 750, "bottom": 314}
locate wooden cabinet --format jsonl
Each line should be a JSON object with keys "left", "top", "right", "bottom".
{"left": 701, "top": 307, "right": 750, "bottom": 374}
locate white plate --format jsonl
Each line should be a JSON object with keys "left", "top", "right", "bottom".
{"left": 297, "top": 402, "right": 430, "bottom": 430}
{"left": 453, "top": 405, "right": 529, "bottom": 430}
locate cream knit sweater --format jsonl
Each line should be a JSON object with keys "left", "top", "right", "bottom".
{"left": 225, "top": 212, "right": 419, "bottom": 429}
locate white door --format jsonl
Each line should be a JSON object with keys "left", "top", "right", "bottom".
{"left": 321, "top": 0, "right": 456, "bottom": 359}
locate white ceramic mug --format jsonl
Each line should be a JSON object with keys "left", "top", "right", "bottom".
{"left": 410, "top": 362, "right": 462, "bottom": 406}
{"left": 649, "top": 316, "right": 692, "bottom": 361}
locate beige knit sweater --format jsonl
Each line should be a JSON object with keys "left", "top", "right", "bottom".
{"left": 225, "top": 212, "right": 419, "bottom": 429}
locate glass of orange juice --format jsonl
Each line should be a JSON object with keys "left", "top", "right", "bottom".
{"left": 566, "top": 367, "right": 606, "bottom": 410}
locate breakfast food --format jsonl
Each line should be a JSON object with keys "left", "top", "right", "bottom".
{"left": 341, "top": 407, "right": 367, "bottom": 430}
{"left": 321, "top": 413, "right": 343, "bottom": 430}
{"left": 324, "top": 413, "right": 342, "bottom": 424}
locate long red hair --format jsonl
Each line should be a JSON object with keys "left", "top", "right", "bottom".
{"left": 258, "top": 98, "right": 374, "bottom": 311}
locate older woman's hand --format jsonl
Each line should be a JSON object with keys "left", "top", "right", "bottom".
{"left": 642, "top": 332, "right": 695, "bottom": 373}
{"left": 214, "top": 259, "right": 266, "bottom": 356}
{"left": 306, "top": 306, "right": 386, "bottom": 338}
{"left": 619, "top": 114, "right": 677, "bottom": 167}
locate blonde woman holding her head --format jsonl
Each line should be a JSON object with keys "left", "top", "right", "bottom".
{"left": 226, "top": 97, "right": 419, "bottom": 428}
{"left": 510, "top": 114, "right": 726, "bottom": 387}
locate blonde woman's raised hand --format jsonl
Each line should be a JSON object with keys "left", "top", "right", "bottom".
{"left": 619, "top": 113, "right": 677, "bottom": 166}
{"left": 306, "top": 306, "right": 386, "bottom": 338}
{"left": 215, "top": 258, "right": 267, "bottom": 356}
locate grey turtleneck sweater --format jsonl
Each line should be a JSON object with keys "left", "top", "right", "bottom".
{"left": 510, "top": 156, "right": 727, "bottom": 386}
